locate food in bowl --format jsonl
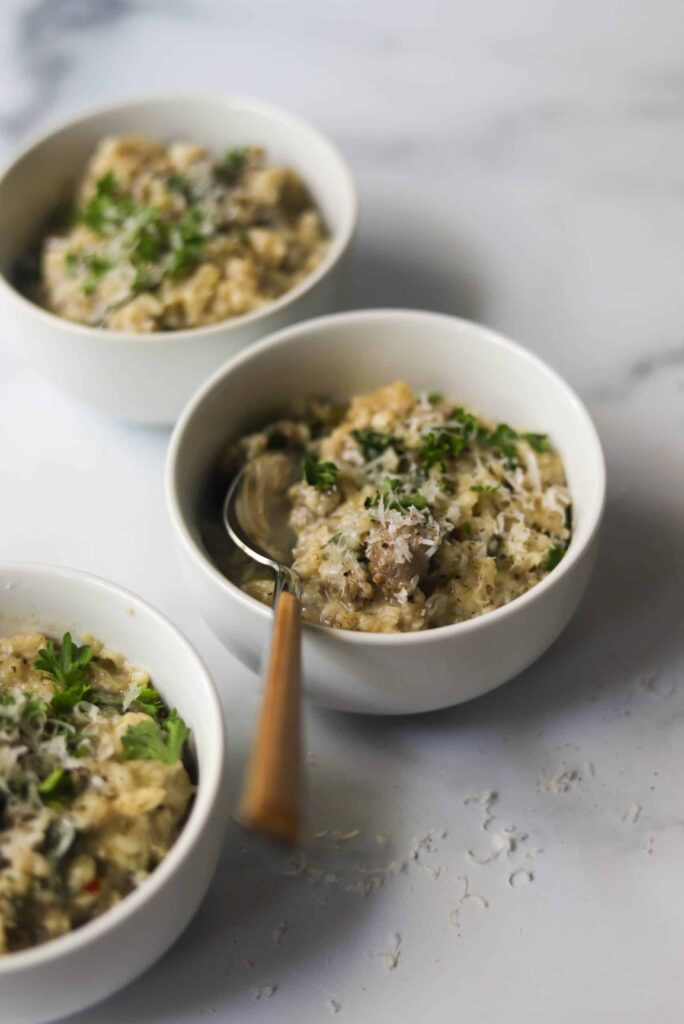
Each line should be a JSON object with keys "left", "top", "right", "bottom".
{"left": 0, "top": 630, "right": 193, "bottom": 953}
{"left": 24, "top": 135, "right": 328, "bottom": 332}
{"left": 204, "top": 379, "right": 572, "bottom": 633}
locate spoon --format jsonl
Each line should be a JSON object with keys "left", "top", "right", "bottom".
{"left": 222, "top": 456, "right": 302, "bottom": 845}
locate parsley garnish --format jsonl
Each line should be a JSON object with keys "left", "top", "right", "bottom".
{"left": 448, "top": 407, "right": 479, "bottom": 440}
{"left": 132, "top": 686, "right": 164, "bottom": 718}
{"left": 38, "top": 767, "right": 73, "bottom": 803}
{"left": 427, "top": 392, "right": 443, "bottom": 405}
{"left": 419, "top": 429, "right": 464, "bottom": 471}
{"left": 365, "top": 477, "right": 428, "bottom": 512}
{"left": 523, "top": 432, "right": 551, "bottom": 453}
{"left": 304, "top": 451, "right": 338, "bottom": 491}
{"left": 351, "top": 428, "right": 401, "bottom": 461}
{"left": 472, "top": 482, "right": 500, "bottom": 494}
{"left": 488, "top": 423, "right": 519, "bottom": 468}
{"left": 167, "top": 174, "right": 193, "bottom": 199}
{"left": 121, "top": 709, "right": 190, "bottom": 764}
{"left": 545, "top": 544, "right": 566, "bottom": 571}
{"left": 80, "top": 172, "right": 134, "bottom": 235}
{"left": 215, "top": 147, "right": 249, "bottom": 185}
{"left": 35, "top": 633, "right": 94, "bottom": 713}
{"left": 64, "top": 250, "right": 112, "bottom": 294}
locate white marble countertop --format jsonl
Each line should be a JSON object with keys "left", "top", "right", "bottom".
{"left": 1, "top": 1, "right": 683, "bottom": 1021}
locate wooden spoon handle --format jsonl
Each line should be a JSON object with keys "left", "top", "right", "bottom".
{"left": 239, "top": 590, "right": 302, "bottom": 845}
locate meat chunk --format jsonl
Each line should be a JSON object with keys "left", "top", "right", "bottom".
{"left": 365, "top": 522, "right": 432, "bottom": 599}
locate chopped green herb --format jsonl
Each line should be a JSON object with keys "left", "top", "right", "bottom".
{"left": 81, "top": 255, "right": 112, "bottom": 295}
{"left": 35, "top": 633, "right": 94, "bottom": 713}
{"left": 488, "top": 423, "right": 519, "bottom": 468}
{"left": 121, "top": 709, "right": 189, "bottom": 764}
{"left": 167, "top": 174, "right": 192, "bottom": 199}
{"left": 304, "top": 451, "right": 338, "bottom": 491}
{"left": 523, "top": 432, "right": 552, "bottom": 453}
{"left": 80, "top": 172, "right": 134, "bottom": 235}
{"left": 419, "top": 429, "right": 464, "bottom": 471}
{"left": 365, "top": 478, "right": 428, "bottom": 512}
{"left": 448, "top": 407, "right": 479, "bottom": 440}
{"left": 351, "top": 428, "right": 401, "bottom": 461}
{"left": 427, "top": 392, "right": 443, "bottom": 405}
{"left": 216, "top": 147, "right": 249, "bottom": 185}
{"left": 130, "top": 208, "right": 169, "bottom": 263}
{"left": 37, "top": 767, "right": 72, "bottom": 803}
{"left": 461, "top": 521, "right": 473, "bottom": 538}
{"left": 545, "top": 544, "right": 566, "bottom": 571}
{"left": 472, "top": 482, "right": 500, "bottom": 494}
{"left": 132, "top": 686, "right": 164, "bottom": 718}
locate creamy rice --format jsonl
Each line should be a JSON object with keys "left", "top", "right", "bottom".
{"left": 206, "top": 380, "right": 572, "bottom": 633}
{"left": 28, "top": 135, "right": 328, "bottom": 331}
{"left": 0, "top": 632, "right": 193, "bottom": 953}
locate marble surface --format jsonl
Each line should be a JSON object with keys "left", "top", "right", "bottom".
{"left": 0, "top": 1, "right": 683, "bottom": 1021}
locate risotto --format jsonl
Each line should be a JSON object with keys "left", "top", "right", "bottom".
{"left": 0, "top": 631, "right": 193, "bottom": 953}
{"left": 207, "top": 380, "right": 572, "bottom": 633}
{"left": 27, "top": 135, "right": 328, "bottom": 331}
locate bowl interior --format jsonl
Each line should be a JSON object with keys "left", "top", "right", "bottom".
{"left": 172, "top": 310, "right": 605, "bottom": 606}
{"left": 0, "top": 95, "right": 355, "bottom": 282}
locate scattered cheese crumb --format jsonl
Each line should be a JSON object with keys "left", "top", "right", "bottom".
{"left": 456, "top": 875, "right": 489, "bottom": 909}
{"left": 622, "top": 802, "right": 642, "bottom": 824}
{"left": 509, "top": 869, "right": 534, "bottom": 889}
{"left": 254, "top": 985, "right": 277, "bottom": 1000}
{"left": 542, "top": 765, "right": 583, "bottom": 794}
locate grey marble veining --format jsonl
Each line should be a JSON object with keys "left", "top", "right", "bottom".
{"left": 0, "top": 2, "right": 682, "bottom": 1022}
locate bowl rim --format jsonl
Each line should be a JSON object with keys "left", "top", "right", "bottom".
{"left": 0, "top": 92, "right": 358, "bottom": 346}
{"left": 166, "top": 307, "right": 607, "bottom": 646}
{"left": 0, "top": 560, "right": 226, "bottom": 975}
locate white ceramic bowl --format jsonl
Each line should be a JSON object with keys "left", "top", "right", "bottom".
{"left": 0, "top": 563, "right": 227, "bottom": 1024}
{"left": 0, "top": 95, "right": 357, "bottom": 425}
{"left": 166, "top": 309, "right": 606, "bottom": 715}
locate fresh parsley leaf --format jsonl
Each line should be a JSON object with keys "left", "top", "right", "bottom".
{"left": 81, "top": 255, "right": 112, "bottom": 295}
{"left": 488, "top": 423, "right": 519, "bottom": 468}
{"left": 121, "top": 709, "right": 190, "bottom": 764}
{"left": 38, "top": 767, "right": 72, "bottom": 803}
{"left": 216, "top": 147, "right": 249, "bottom": 185}
{"left": 304, "top": 450, "right": 338, "bottom": 491}
{"left": 80, "top": 172, "right": 134, "bottom": 235}
{"left": 365, "top": 478, "right": 428, "bottom": 512}
{"left": 35, "top": 633, "right": 94, "bottom": 713}
{"left": 448, "top": 407, "right": 479, "bottom": 440}
{"left": 472, "top": 482, "right": 500, "bottom": 494}
{"left": 167, "top": 174, "right": 193, "bottom": 199}
{"left": 427, "top": 392, "right": 443, "bottom": 405}
{"left": 523, "top": 432, "right": 552, "bottom": 453}
{"left": 130, "top": 208, "right": 169, "bottom": 263}
{"left": 419, "top": 429, "right": 464, "bottom": 471}
{"left": 132, "top": 686, "right": 164, "bottom": 718}
{"left": 351, "top": 428, "right": 401, "bottom": 461}
{"left": 545, "top": 544, "right": 566, "bottom": 572}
